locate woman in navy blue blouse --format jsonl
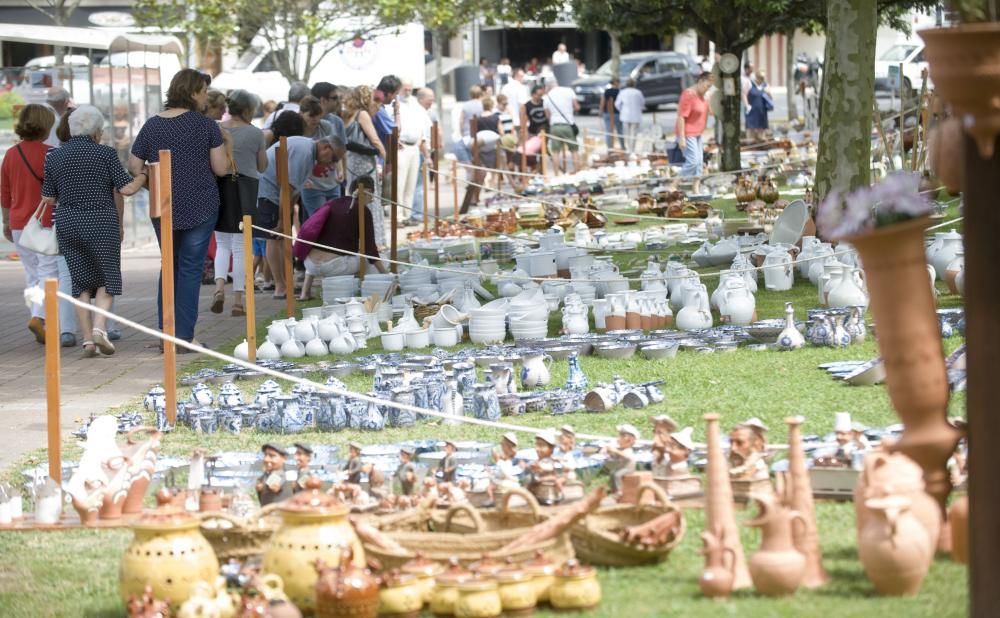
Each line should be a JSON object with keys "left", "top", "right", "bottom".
{"left": 129, "top": 69, "right": 229, "bottom": 348}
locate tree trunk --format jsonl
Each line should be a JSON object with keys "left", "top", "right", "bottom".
{"left": 786, "top": 29, "right": 798, "bottom": 122}
{"left": 814, "top": 0, "right": 877, "bottom": 202}
{"left": 610, "top": 31, "right": 622, "bottom": 79}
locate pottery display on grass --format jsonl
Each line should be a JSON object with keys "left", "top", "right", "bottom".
{"left": 699, "top": 527, "right": 737, "bottom": 599}
{"left": 315, "top": 545, "right": 379, "bottom": 618}
{"left": 263, "top": 480, "right": 365, "bottom": 612}
{"left": 520, "top": 352, "right": 553, "bottom": 389}
{"left": 848, "top": 217, "right": 962, "bottom": 512}
{"left": 120, "top": 508, "right": 220, "bottom": 610}
{"left": 548, "top": 560, "right": 601, "bottom": 611}
{"left": 858, "top": 495, "right": 934, "bottom": 596}
{"left": 744, "top": 493, "right": 806, "bottom": 597}
{"left": 827, "top": 267, "right": 869, "bottom": 310}
{"left": 703, "top": 413, "right": 752, "bottom": 589}
{"left": 763, "top": 249, "right": 794, "bottom": 291}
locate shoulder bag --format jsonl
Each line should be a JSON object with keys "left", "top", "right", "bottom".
{"left": 19, "top": 201, "right": 59, "bottom": 255}
{"left": 216, "top": 141, "right": 260, "bottom": 234}
{"left": 546, "top": 94, "right": 580, "bottom": 137}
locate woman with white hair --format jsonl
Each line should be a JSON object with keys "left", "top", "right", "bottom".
{"left": 41, "top": 105, "right": 146, "bottom": 357}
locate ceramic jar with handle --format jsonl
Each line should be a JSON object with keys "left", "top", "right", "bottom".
{"left": 314, "top": 545, "right": 379, "bottom": 618}
{"left": 699, "top": 527, "right": 737, "bottom": 599}
{"left": 496, "top": 562, "right": 537, "bottom": 617}
{"left": 377, "top": 570, "right": 424, "bottom": 618}
{"left": 828, "top": 267, "right": 869, "bottom": 309}
{"left": 520, "top": 352, "right": 553, "bottom": 389}
{"left": 430, "top": 558, "right": 471, "bottom": 616}
{"left": 763, "top": 249, "right": 794, "bottom": 291}
{"left": 744, "top": 493, "right": 806, "bottom": 596}
{"left": 549, "top": 560, "right": 601, "bottom": 611}
{"left": 119, "top": 508, "right": 220, "bottom": 610}
{"left": 858, "top": 495, "right": 934, "bottom": 596}
{"left": 401, "top": 553, "right": 444, "bottom": 605}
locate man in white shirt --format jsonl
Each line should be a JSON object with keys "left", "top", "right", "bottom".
{"left": 44, "top": 87, "right": 71, "bottom": 147}
{"left": 396, "top": 80, "right": 431, "bottom": 225}
{"left": 614, "top": 79, "right": 645, "bottom": 152}
{"left": 543, "top": 80, "right": 580, "bottom": 173}
{"left": 408, "top": 87, "right": 437, "bottom": 225}
{"left": 741, "top": 62, "right": 754, "bottom": 128}
{"left": 500, "top": 69, "right": 528, "bottom": 130}
{"left": 552, "top": 43, "right": 570, "bottom": 65}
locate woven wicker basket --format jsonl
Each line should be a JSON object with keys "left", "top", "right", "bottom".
{"left": 199, "top": 504, "right": 281, "bottom": 562}
{"left": 429, "top": 488, "right": 545, "bottom": 534}
{"left": 413, "top": 303, "right": 442, "bottom": 324}
{"left": 363, "top": 529, "right": 574, "bottom": 571}
{"left": 570, "top": 483, "right": 685, "bottom": 567}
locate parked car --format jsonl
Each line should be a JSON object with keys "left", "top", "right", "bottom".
{"left": 571, "top": 51, "right": 701, "bottom": 114}
{"left": 874, "top": 43, "right": 931, "bottom": 99}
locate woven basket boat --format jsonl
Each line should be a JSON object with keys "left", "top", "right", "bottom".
{"left": 569, "top": 483, "right": 685, "bottom": 567}
{"left": 199, "top": 503, "right": 281, "bottom": 562}
{"left": 429, "top": 488, "right": 545, "bottom": 534}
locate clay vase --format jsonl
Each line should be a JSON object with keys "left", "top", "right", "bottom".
{"left": 99, "top": 455, "right": 132, "bottom": 520}
{"left": 121, "top": 427, "right": 161, "bottom": 515}
{"left": 949, "top": 495, "right": 968, "bottom": 565}
{"left": 847, "top": 217, "right": 962, "bottom": 511}
{"left": 72, "top": 479, "right": 104, "bottom": 526}
{"left": 853, "top": 451, "right": 942, "bottom": 551}
{"left": 315, "top": 545, "right": 379, "bottom": 618}
{"left": 699, "top": 527, "right": 736, "bottom": 599}
{"left": 744, "top": 493, "right": 806, "bottom": 597}
{"left": 775, "top": 416, "right": 828, "bottom": 587}
{"left": 703, "top": 413, "right": 751, "bottom": 589}
{"left": 199, "top": 487, "right": 223, "bottom": 512}
{"left": 858, "top": 495, "right": 934, "bottom": 596}
{"left": 921, "top": 23, "right": 1000, "bottom": 158}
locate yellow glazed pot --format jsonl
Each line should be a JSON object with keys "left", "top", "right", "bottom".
{"left": 261, "top": 484, "right": 364, "bottom": 612}
{"left": 523, "top": 550, "right": 561, "bottom": 603}
{"left": 378, "top": 571, "right": 424, "bottom": 618}
{"left": 454, "top": 577, "right": 502, "bottom": 618}
{"left": 549, "top": 560, "right": 601, "bottom": 611}
{"left": 401, "top": 553, "right": 445, "bottom": 605}
{"left": 429, "top": 560, "right": 470, "bottom": 617}
{"left": 496, "top": 567, "right": 537, "bottom": 617}
{"left": 119, "top": 508, "right": 220, "bottom": 609}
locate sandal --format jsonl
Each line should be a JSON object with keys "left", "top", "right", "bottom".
{"left": 210, "top": 290, "right": 225, "bottom": 314}
{"left": 82, "top": 341, "right": 97, "bottom": 358}
{"left": 92, "top": 328, "right": 115, "bottom": 355}
{"left": 231, "top": 304, "right": 245, "bottom": 317}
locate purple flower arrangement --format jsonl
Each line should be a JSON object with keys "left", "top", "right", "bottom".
{"left": 816, "top": 172, "right": 936, "bottom": 239}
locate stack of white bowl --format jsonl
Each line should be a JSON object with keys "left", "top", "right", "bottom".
{"left": 399, "top": 268, "right": 434, "bottom": 294}
{"left": 508, "top": 288, "right": 550, "bottom": 341}
{"left": 469, "top": 302, "right": 507, "bottom": 344}
{"left": 570, "top": 283, "right": 597, "bottom": 305}
{"left": 322, "top": 276, "right": 358, "bottom": 303}
{"left": 360, "top": 273, "right": 396, "bottom": 299}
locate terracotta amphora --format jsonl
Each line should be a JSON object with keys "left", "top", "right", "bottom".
{"left": 858, "top": 495, "right": 934, "bottom": 596}
{"left": 744, "top": 492, "right": 806, "bottom": 596}
{"left": 854, "top": 450, "right": 941, "bottom": 550}
{"left": 315, "top": 545, "right": 379, "bottom": 618}
{"left": 703, "top": 413, "right": 752, "bottom": 589}
{"left": 699, "top": 526, "right": 736, "bottom": 599}
{"left": 949, "top": 495, "right": 968, "bottom": 564}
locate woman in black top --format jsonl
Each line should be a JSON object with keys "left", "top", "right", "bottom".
{"left": 523, "top": 85, "right": 549, "bottom": 136}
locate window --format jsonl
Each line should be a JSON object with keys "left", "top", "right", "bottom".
{"left": 657, "top": 58, "right": 687, "bottom": 73}
{"left": 912, "top": 49, "right": 926, "bottom": 63}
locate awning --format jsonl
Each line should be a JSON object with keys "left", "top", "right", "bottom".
{"left": 0, "top": 23, "right": 183, "bottom": 57}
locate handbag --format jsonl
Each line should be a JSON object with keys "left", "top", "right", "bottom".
{"left": 19, "top": 201, "right": 59, "bottom": 256}
{"left": 761, "top": 87, "right": 775, "bottom": 112}
{"left": 216, "top": 146, "right": 259, "bottom": 233}
{"left": 345, "top": 118, "right": 379, "bottom": 157}
{"left": 667, "top": 141, "right": 686, "bottom": 164}
{"left": 546, "top": 94, "right": 580, "bottom": 137}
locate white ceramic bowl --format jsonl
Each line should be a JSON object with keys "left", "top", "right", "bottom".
{"left": 432, "top": 327, "right": 459, "bottom": 347}
{"left": 405, "top": 328, "right": 430, "bottom": 349}
{"left": 470, "top": 330, "right": 506, "bottom": 344}
{"left": 381, "top": 331, "right": 405, "bottom": 351}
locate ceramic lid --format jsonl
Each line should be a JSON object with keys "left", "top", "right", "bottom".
{"left": 469, "top": 554, "right": 505, "bottom": 575}
{"left": 381, "top": 569, "right": 418, "bottom": 588}
{"left": 456, "top": 573, "right": 499, "bottom": 592}
{"left": 496, "top": 560, "right": 528, "bottom": 583}
{"left": 279, "top": 479, "right": 347, "bottom": 516}
{"left": 435, "top": 558, "right": 471, "bottom": 585}
{"left": 133, "top": 506, "right": 200, "bottom": 532}
{"left": 402, "top": 552, "right": 444, "bottom": 577}
{"left": 556, "top": 560, "right": 595, "bottom": 580}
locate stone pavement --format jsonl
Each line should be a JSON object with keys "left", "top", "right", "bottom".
{"left": 0, "top": 247, "right": 287, "bottom": 471}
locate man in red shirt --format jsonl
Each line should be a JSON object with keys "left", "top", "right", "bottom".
{"left": 676, "top": 72, "right": 713, "bottom": 193}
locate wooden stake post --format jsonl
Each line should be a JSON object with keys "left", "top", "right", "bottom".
{"left": 358, "top": 187, "right": 368, "bottom": 282}
{"left": 242, "top": 214, "right": 257, "bottom": 363}
{"left": 390, "top": 127, "right": 399, "bottom": 273}
{"left": 277, "top": 137, "right": 294, "bottom": 318}
{"left": 156, "top": 152, "right": 177, "bottom": 425}
{"left": 451, "top": 159, "right": 458, "bottom": 223}
{"left": 422, "top": 157, "right": 430, "bottom": 233}
{"left": 432, "top": 121, "right": 440, "bottom": 236}
{"left": 44, "top": 278, "right": 61, "bottom": 482}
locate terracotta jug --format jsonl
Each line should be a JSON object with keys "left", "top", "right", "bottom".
{"left": 703, "top": 413, "right": 752, "bottom": 589}
{"left": 858, "top": 495, "right": 934, "bottom": 596}
{"left": 744, "top": 493, "right": 806, "bottom": 596}
{"left": 774, "top": 416, "right": 828, "bottom": 587}
{"left": 314, "top": 545, "right": 379, "bottom": 618}
{"left": 949, "top": 495, "right": 968, "bottom": 564}
{"left": 699, "top": 527, "right": 736, "bottom": 599}
{"left": 121, "top": 427, "right": 161, "bottom": 515}
{"left": 847, "top": 217, "right": 962, "bottom": 512}
{"left": 853, "top": 451, "right": 941, "bottom": 550}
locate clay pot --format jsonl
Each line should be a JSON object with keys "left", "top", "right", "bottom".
{"left": 496, "top": 562, "right": 537, "bottom": 617}
{"left": 401, "top": 552, "right": 444, "bottom": 605}
{"left": 454, "top": 575, "right": 502, "bottom": 618}
{"left": 264, "top": 480, "right": 364, "bottom": 612}
{"left": 604, "top": 314, "right": 626, "bottom": 332}
{"left": 858, "top": 496, "right": 934, "bottom": 596}
{"left": 119, "top": 508, "right": 220, "bottom": 610}
{"left": 703, "top": 413, "right": 752, "bottom": 589}
{"left": 949, "top": 495, "right": 968, "bottom": 564}
{"left": 921, "top": 23, "right": 1000, "bottom": 158}
{"left": 744, "top": 493, "right": 806, "bottom": 596}
{"left": 199, "top": 488, "right": 223, "bottom": 513}
{"left": 121, "top": 427, "right": 161, "bottom": 515}
{"left": 548, "top": 560, "right": 600, "bottom": 611}
{"left": 315, "top": 545, "right": 379, "bottom": 618}
{"left": 378, "top": 569, "right": 424, "bottom": 618}
{"left": 848, "top": 217, "right": 962, "bottom": 510}
{"left": 523, "top": 550, "right": 560, "bottom": 604}
{"left": 776, "top": 416, "right": 828, "bottom": 587}
{"left": 699, "top": 527, "right": 736, "bottom": 599}
{"left": 853, "top": 451, "right": 942, "bottom": 550}
{"left": 429, "top": 558, "right": 470, "bottom": 617}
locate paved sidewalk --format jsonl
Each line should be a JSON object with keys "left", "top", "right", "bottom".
{"left": 0, "top": 247, "right": 286, "bottom": 471}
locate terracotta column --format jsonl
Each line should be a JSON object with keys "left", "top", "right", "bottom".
{"left": 703, "top": 413, "right": 751, "bottom": 589}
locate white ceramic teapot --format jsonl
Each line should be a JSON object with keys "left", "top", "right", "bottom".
{"left": 675, "top": 288, "right": 712, "bottom": 331}
{"left": 719, "top": 279, "right": 756, "bottom": 326}
{"left": 828, "top": 266, "right": 869, "bottom": 309}
{"left": 266, "top": 321, "right": 291, "bottom": 346}
{"left": 280, "top": 338, "right": 305, "bottom": 358}
{"left": 305, "top": 337, "right": 329, "bottom": 357}
{"left": 562, "top": 303, "right": 590, "bottom": 335}
{"left": 763, "top": 249, "right": 794, "bottom": 291}
{"left": 328, "top": 330, "right": 357, "bottom": 355}
{"left": 233, "top": 339, "right": 250, "bottom": 361}
{"left": 293, "top": 317, "right": 318, "bottom": 342}
{"left": 520, "top": 352, "right": 553, "bottom": 389}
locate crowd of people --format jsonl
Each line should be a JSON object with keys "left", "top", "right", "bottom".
{"left": 2, "top": 68, "right": 439, "bottom": 355}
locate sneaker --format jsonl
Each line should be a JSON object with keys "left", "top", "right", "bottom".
{"left": 107, "top": 328, "right": 122, "bottom": 341}
{"left": 60, "top": 333, "right": 77, "bottom": 348}
{"left": 27, "top": 317, "right": 45, "bottom": 344}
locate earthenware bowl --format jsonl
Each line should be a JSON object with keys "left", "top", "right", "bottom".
{"left": 639, "top": 342, "right": 680, "bottom": 360}
{"left": 594, "top": 342, "right": 637, "bottom": 360}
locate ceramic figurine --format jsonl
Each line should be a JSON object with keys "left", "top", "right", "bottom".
{"left": 662, "top": 427, "right": 694, "bottom": 477}
{"left": 650, "top": 414, "right": 679, "bottom": 449}
{"left": 438, "top": 440, "right": 458, "bottom": 483}
{"left": 744, "top": 493, "right": 806, "bottom": 596}
{"left": 565, "top": 352, "right": 588, "bottom": 391}
{"left": 488, "top": 433, "right": 523, "bottom": 502}
{"left": 343, "top": 442, "right": 364, "bottom": 485}
{"left": 291, "top": 443, "right": 317, "bottom": 493}
{"left": 600, "top": 424, "right": 639, "bottom": 496}
{"left": 858, "top": 495, "right": 934, "bottom": 596}
{"left": 699, "top": 526, "right": 737, "bottom": 599}
{"left": 728, "top": 419, "right": 769, "bottom": 481}
{"left": 703, "top": 413, "right": 752, "bottom": 589}
{"left": 525, "top": 431, "right": 562, "bottom": 505}
{"left": 394, "top": 447, "right": 418, "bottom": 497}
{"left": 256, "top": 443, "right": 291, "bottom": 506}
{"left": 776, "top": 302, "right": 805, "bottom": 351}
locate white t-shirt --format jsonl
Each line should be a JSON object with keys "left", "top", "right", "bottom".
{"left": 614, "top": 87, "right": 645, "bottom": 124}
{"left": 398, "top": 96, "right": 430, "bottom": 145}
{"left": 544, "top": 87, "right": 576, "bottom": 126}
{"left": 262, "top": 103, "right": 300, "bottom": 130}
{"left": 500, "top": 80, "right": 528, "bottom": 127}
{"left": 553, "top": 50, "right": 570, "bottom": 64}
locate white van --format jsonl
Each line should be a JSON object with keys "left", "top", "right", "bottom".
{"left": 212, "top": 22, "right": 426, "bottom": 102}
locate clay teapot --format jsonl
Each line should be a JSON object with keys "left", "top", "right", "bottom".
{"left": 699, "top": 527, "right": 737, "bottom": 599}
{"left": 314, "top": 545, "right": 379, "bottom": 618}
{"left": 743, "top": 493, "right": 806, "bottom": 596}
{"left": 549, "top": 560, "right": 601, "bottom": 611}
{"left": 756, "top": 175, "right": 780, "bottom": 204}
{"left": 858, "top": 495, "right": 934, "bottom": 596}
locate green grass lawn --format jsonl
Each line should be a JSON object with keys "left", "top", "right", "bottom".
{"left": 0, "top": 193, "right": 968, "bottom": 616}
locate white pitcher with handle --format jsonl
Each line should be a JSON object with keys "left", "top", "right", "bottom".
{"left": 520, "top": 352, "right": 553, "bottom": 389}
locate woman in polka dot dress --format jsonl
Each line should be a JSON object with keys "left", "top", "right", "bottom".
{"left": 41, "top": 105, "right": 147, "bottom": 357}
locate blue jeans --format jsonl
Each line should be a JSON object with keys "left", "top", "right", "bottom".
{"left": 151, "top": 216, "right": 214, "bottom": 341}
{"left": 681, "top": 135, "right": 704, "bottom": 179}
{"left": 411, "top": 153, "right": 424, "bottom": 220}
{"left": 300, "top": 186, "right": 341, "bottom": 220}
{"left": 451, "top": 140, "right": 472, "bottom": 162}
{"left": 602, "top": 113, "right": 624, "bottom": 149}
